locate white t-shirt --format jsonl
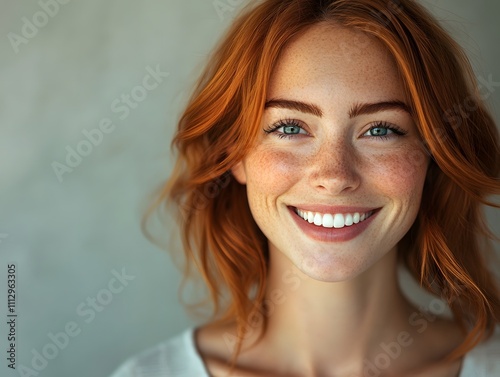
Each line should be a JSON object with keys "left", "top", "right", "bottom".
{"left": 109, "top": 327, "right": 500, "bottom": 377}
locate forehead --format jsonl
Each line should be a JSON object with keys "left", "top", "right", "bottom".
{"left": 267, "top": 23, "right": 406, "bottom": 106}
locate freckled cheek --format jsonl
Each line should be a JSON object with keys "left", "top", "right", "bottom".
{"left": 246, "top": 148, "right": 305, "bottom": 192}
{"left": 364, "top": 147, "right": 429, "bottom": 197}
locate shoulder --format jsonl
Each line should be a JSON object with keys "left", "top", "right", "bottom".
{"left": 460, "top": 327, "right": 500, "bottom": 376}
{"left": 108, "top": 327, "right": 208, "bottom": 377}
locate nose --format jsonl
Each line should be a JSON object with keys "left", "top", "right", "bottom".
{"left": 308, "top": 138, "right": 361, "bottom": 195}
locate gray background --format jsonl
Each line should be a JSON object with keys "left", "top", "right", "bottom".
{"left": 0, "top": 1, "right": 498, "bottom": 376}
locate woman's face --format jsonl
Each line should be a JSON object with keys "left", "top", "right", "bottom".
{"left": 232, "top": 23, "right": 430, "bottom": 282}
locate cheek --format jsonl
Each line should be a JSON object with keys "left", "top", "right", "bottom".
{"left": 366, "top": 145, "right": 429, "bottom": 200}
{"left": 246, "top": 147, "right": 304, "bottom": 192}
{"left": 243, "top": 148, "right": 304, "bottom": 237}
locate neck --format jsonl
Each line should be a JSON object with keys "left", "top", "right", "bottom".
{"left": 251, "top": 246, "right": 418, "bottom": 376}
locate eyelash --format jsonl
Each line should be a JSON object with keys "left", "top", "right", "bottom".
{"left": 263, "top": 118, "right": 306, "bottom": 139}
{"left": 263, "top": 119, "right": 407, "bottom": 140}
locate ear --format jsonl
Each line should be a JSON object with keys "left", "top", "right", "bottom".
{"left": 231, "top": 161, "right": 247, "bottom": 184}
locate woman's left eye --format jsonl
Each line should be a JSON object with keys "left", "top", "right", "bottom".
{"left": 363, "top": 122, "right": 407, "bottom": 139}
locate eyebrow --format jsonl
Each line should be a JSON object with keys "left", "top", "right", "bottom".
{"left": 264, "top": 99, "right": 411, "bottom": 118}
{"left": 264, "top": 99, "right": 323, "bottom": 117}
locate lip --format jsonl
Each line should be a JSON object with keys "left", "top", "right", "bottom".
{"left": 291, "top": 204, "right": 378, "bottom": 214}
{"left": 287, "top": 205, "right": 381, "bottom": 243}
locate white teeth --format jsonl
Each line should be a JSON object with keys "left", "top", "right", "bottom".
{"left": 345, "top": 213, "right": 353, "bottom": 226}
{"left": 322, "top": 214, "right": 334, "bottom": 228}
{"left": 313, "top": 213, "right": 322, "bottom": 226}
{"left": 307, "top": 211, "right": 314, "bottom": 223}
{"left": 333, "top": 213, "right": 344, "bottom": 228}
{"left": 295, "top": 208, "right": 374, "bottom": 229}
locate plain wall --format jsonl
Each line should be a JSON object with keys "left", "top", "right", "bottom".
{"left": 0, "top": 1, "right": 498, "bottom": 376}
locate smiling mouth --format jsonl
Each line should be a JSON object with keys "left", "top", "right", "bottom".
{"left": 293, "top": 207, "right": 375, "bottom": 229}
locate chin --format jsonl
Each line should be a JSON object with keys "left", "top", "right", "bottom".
{"left": 291, "top": 252, "right": 376, "bottom": 283}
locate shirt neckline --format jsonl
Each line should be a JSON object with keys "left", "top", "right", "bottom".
{"left": 185, "top": 326, "right": 212, "bottom": 376}
{"left": 185, "top": 326, "right": 474, "bottom": 377}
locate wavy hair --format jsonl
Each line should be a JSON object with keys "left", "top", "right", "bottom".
{"left": 145, "top": 0, "right": 500, "bottom": 366}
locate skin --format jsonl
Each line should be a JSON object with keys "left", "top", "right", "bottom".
{"left": 196, "top": 23, "right": 464, "bottom": 377}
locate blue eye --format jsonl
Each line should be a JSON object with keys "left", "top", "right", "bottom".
{"left": 264, "top": 119, "right": 309, "bottom": 139}
{"left": 282, "top": 124, "right": 302, "bottom": 135}
{"left": 364, "top": 122, "right": 407, "bottom": 139}
{"left": 368, "top": 127, "right": 390, "bottom": 136}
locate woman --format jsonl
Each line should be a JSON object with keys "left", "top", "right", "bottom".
{"left": 111, "top": 0, "right": 500, "bottom": 375}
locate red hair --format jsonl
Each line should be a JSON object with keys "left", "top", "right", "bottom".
{"left": 145, "top": 0, "right": 500, "bottom": 366}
